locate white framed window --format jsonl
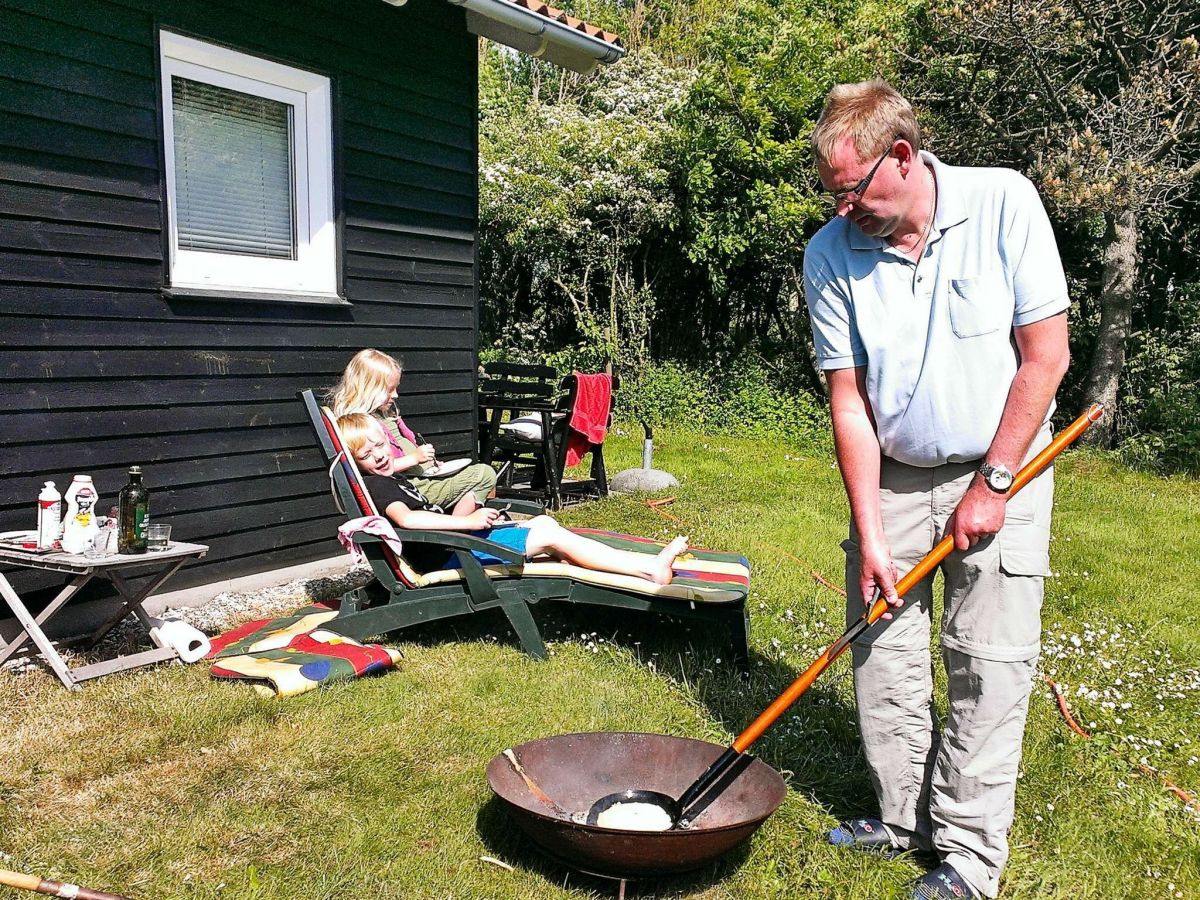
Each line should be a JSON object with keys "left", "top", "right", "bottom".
{"left": 159, "top": 31, "right": 338, "bottom": 299}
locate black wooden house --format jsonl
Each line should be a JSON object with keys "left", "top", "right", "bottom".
{"left": 0, "top": 0, "right": 623, "bottom": 608}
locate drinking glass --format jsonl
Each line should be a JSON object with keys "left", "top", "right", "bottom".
{"left": 146, "top": 523, "right": 172, "bottom": 551}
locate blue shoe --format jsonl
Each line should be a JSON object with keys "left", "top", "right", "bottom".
{"left": 910, "top": 863, "right": 980, "bottom": 899}
{"left": 827, "top": 818, "right": 900, "bottom": 858}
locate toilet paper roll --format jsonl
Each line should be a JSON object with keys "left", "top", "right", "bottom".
{"left": 148, "top": 619, "right": 211, "bottom": 664}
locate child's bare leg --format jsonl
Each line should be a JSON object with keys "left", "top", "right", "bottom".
{"left": 451, "top": 493, "right": 479, "bottom": 517}
{"left": 523, "top": 517, "right": 688, "bottom": 584}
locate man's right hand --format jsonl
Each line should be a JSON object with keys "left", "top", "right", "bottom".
{"left": 858, "top": 539, "right": 901, "bottom": 620}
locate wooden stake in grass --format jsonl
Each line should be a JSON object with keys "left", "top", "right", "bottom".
{"left": 1042, "top": 676, "right": 1198, "bottom": 810}
{"left": 0, "top": 867, "right": 132, "bottom": 900}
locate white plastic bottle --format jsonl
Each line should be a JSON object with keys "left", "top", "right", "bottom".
{"left": 62, "top": 475, "right": 100, "bottom": 555}
{"left": 36, "top": 481, "right": 62, "bottom": 550}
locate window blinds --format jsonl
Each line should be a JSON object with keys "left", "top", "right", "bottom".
{"left": 171, "top": 77, "right": 296, "bottom": 259}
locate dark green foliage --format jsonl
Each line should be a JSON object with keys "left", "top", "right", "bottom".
{"left": 1118, "top": 283, "right": 1200, "bottom": 473}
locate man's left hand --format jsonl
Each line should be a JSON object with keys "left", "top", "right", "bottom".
{"left": 947, "top": 479, "right": 1007, "bottom": 550}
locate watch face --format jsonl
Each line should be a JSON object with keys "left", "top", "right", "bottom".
{"left": 989, "top": 468, "right": 1014, "bottom": 490}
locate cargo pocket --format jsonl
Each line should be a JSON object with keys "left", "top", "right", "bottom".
{"left": 942, "top": 521, "right": 1049, "bottom": 661}
{"left": 948, "top": 277, "right": 1007, "bottom": 338}
{"left": 998, "top": 521, "right": 1051, "bottom": 577}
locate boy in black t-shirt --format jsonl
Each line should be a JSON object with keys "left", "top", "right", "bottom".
{"left": 340, "top": 413, "right": 688, "bottom": 579}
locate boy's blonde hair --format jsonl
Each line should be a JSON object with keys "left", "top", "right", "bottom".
{"left": 336, "top": 412, "right": 381, "bottom": 457}
{"left": 327, "top": 349, "right": 402, "bottom": 417}
{"left": 811, "top": 79, "right": 922, "bottom": 166}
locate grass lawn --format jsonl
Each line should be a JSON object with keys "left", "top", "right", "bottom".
{"left": 1, "top": 427, "right": 1197, "bottom": 899}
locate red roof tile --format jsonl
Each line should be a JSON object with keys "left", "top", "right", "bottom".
{"left": 505, "top": 0, "right": 624, "bottom": 47}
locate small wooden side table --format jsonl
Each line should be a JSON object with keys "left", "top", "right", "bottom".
{"left": 0, "top": 541, "right": 208, "bottom": 690}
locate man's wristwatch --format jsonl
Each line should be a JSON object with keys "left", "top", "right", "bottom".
{"left": 978, "top": 461, "right": 1014, "bottom": 493}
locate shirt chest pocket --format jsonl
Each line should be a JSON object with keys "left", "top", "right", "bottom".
{"left": 948, "top": 276, "right": 1011, "bottom": 338}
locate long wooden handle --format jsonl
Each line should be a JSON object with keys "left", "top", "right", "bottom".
{"left": 0, "top": 868, "right": 131, "bottom": 900}
{"left": 730, "top": 403, "right": 1103, "bottom": 754}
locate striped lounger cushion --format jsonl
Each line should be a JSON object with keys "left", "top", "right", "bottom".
{"left": 417, "top": 527, "right": 750, "bottom": 604}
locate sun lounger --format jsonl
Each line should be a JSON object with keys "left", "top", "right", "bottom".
{"left": 299, "top": 390, "right": 751, "bottom": 665}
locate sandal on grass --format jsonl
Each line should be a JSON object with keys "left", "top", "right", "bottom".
{"left": 910, "top": 863, "right": 980, "bottom": 900}
{"left": 827, "top": 818, "right": 900, "bottom": 857}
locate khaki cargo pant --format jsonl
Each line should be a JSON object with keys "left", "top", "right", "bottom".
{"left": 843, "top": 425, "right": 1054, "bottom": 898}
{"left": 394, "top": 437, "right": 498, "bottom": 509}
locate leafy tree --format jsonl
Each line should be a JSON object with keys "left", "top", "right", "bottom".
{"left": 662, "top": 0, "right": 917, "bottom": 388}
{"left": 479, "top": 53, "right": 689, "bottom": 369}
{"left": 918, "top": 0, "right": 1200, "bottom": 445}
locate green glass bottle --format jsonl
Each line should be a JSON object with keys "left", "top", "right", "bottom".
{"left": 117, "top": 466, "right": 150, "bottom": 554}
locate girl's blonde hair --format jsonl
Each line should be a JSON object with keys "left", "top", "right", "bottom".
{"left": 811, "top": 80, "right": 922, "bottom": 167}
{"left": 336, "top": 412, "right": 380, "bottom": 457}
{"left": 327, "top": 349, "right": 402, "bottom": 417}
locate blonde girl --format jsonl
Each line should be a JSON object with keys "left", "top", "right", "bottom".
{"left": 329, "top": 349, "right": 497, "bottom": 510}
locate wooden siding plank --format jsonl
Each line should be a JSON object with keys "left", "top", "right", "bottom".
{"left": 342, "top": 277, "right": 475, "bottom": 307}
{"left": 0, "top": 219, "right": 161, "bottom": 259}
{"left": 2, "top": 0, "right": 151, "bottom": 45}
{"left": 0, "top": 183, "right": 160, "bottom": 229}
{"left": 0, "top": 251, "right": 163, "bottom": 290}
{"left": 1, "top": 8, "right": 155, "bottom": 79}
{"left": 343, "top": 204, "right": 474, "bottom": 243}
{"left": 345, "top": 226, "right": 474, "bottom": 265}
{"left": 0, "top": 285, "right": 475, "bottom": 320}
{"left": 0, "top": 152, "right": 160, "bottom": 201}
{"left": 0, "top": 316, "right": 476, "bottom": 353}
{"left": 342, "top": 149, "right": 476, "bottom": 199}
{"left": 343, "top": 122, "right": 474, "bottom": 175}
{"left": 344, "top": 252, "right": 474, "bottom": 286}
{"left": 345, "top": 175, "right": 476, "bottom": 221}
{"left": 0, "top": 76, "right": 157, "bottom": 138}
{"left": 2, "top": 425, "right": 317, "bottom": 476}
{"left": 0, "top": 350, "right": 477, "bottom": 383}
{"left": 0, "top": 393, "right": 476, "bottom": 441}
{"left": 1, "top": 451, "right": 321, "bottom": 502}
{"left": 0, "top": 112, "right": 159, "bottom": 170}
{"left": 0, "top": 42, "right": 157, "bottom": 110}
{"left": 341, "top": 95, "right": 473, "bottom": 153}
{"left": 342, "top": 215, "right": 473, "bottom": 246}
{"left": 3, "top": 367, "right": 472, "bottom": 410}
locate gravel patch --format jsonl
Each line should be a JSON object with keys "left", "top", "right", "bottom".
{"left": 1, "top": 562, "right": 375, "bottom": 679}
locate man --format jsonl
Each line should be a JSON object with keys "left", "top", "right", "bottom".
{"left": 802, "top": 80, "right": 1071, "bottom": 900}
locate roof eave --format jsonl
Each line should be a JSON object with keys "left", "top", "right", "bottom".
{"left": 449, "top": 0, "right": 625, "bottom": 74}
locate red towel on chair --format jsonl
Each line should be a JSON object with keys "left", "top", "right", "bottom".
{"left": 566, "top": 372, "right": 612, "bottom": 467}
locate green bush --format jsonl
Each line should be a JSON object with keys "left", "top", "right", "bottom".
{"left": 1117, "top": 283, "right": 1200, "bottom": 476}
{"left": 483, "top": 349, "right": 830, "bottom": 449}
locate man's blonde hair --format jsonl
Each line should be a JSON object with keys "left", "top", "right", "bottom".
{"left": 327, "top": 349, "right": 402, "bottom": 417}
{"left": 811, "top": 80, "right": 922, "bottom": 166}
{"left": 336, "top": 412, "right": 381, "bottom": 457}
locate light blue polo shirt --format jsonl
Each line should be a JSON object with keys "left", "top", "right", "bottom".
{"left": 803, "top": 152, "right": 1070, "bottom": 467}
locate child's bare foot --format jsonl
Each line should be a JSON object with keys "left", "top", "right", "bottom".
{"left": 650, "top": 536, "right": 689, "bottom": 585}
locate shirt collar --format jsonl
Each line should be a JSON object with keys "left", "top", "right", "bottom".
{"left": 925, "top": 150, "right": 968, "bottom": 231}
{"left": 846, "top": 149, "right": 967, "bottom": 250}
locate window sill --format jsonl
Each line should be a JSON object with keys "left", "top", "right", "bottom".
{"left": 164, "top": 288, "right": 351, "bottom": 307}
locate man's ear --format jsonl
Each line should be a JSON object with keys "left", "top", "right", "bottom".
{"left": 894, "top": 139, "right": 917, "bottom": 176}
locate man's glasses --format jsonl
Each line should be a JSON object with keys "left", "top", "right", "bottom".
{"left": 829, "top": 139, "right": 898, "bottom": 204}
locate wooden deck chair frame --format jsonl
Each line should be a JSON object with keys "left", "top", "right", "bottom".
{"left": 300, "top": 390, "right": 750, "bottom": 665}
{"left": 477, "top": 362, "right": 617, "bottom": 510}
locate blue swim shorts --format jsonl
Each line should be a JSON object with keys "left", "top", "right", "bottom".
{"left": 446, "top": 523, "right": 530, "bottom": 567}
